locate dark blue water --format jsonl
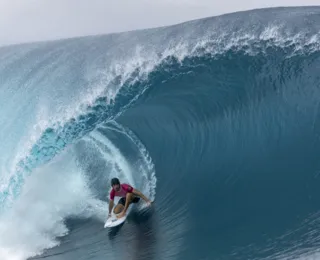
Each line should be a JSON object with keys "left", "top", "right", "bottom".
{"left": 1, "top": 6, "right": 320, "bottom": 260}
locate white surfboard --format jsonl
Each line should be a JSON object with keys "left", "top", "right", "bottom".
{"left": 104, "top": 214, "right": 127, "bottom": 228}
{"left": 104, "top": 204, "right": 133, "bottom": 228}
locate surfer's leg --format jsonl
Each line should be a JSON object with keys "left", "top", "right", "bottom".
{"left": 121, "top": 192, "right": 135, "bottom": 213}
{"left": 113, "top": 194, "right": 138, "bottom": 214}
{"left": 113, "top": 198, "right": 125, "bottom": 214}
{"left": 126, "top": 193, "right": 140, "bottom": 205}
{"left": 113, "top": 204, "right": 124, "bottom": 214}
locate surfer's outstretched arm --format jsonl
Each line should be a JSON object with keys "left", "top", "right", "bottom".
{"left": 132, "top": 189, "right": 151, "bottom": 204}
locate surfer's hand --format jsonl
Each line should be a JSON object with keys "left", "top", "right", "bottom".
{"left": 146, "top": 200, "right": 152, "bottom": 206}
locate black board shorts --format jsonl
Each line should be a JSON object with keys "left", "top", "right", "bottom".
{"left": 118, "top": 196, "right": 140, "bottom": 206}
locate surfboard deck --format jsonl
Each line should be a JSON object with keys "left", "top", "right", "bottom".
{"left": 104, "top": 204, "right": 133, "bottom": 228}
{"left": 104, "top": 214, "right": 127, "bottom": 228}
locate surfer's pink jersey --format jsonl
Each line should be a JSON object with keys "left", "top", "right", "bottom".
{"left": 110, "top": 183, "right": 133, "bottom": 200}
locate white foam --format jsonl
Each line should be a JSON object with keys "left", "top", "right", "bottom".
{"left": 0, "top": 122, "right": 157, "bottom": 260}
{"left": 0, "top": 146, "right": 103, "bottom": 260}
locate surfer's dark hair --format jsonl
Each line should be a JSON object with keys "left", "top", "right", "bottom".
{"left": 111, "top": 177, "right": 120, "bottom": 186}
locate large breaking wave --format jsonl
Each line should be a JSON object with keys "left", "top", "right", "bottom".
{"left": 1, "top": 6, "right": 320, "bottom": 260}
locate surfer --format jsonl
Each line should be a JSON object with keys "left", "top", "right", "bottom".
{"left": 107, "top": 177, "right": 152, "bottom": 219}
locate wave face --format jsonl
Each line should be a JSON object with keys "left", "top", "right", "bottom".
{"left": 1, "top": 6, "right": 320, "bottom": 260}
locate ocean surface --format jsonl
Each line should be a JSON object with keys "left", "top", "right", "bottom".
{"left": 1, "top": 6, "right": 320, "bottom": 260}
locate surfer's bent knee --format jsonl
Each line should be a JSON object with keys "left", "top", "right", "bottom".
{"left": 126, "top": 192, "right": 134, "bottom": 200}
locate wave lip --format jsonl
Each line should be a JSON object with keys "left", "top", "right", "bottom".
{"left": 4, "top": 7, "right": 319, "bottom": 207}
